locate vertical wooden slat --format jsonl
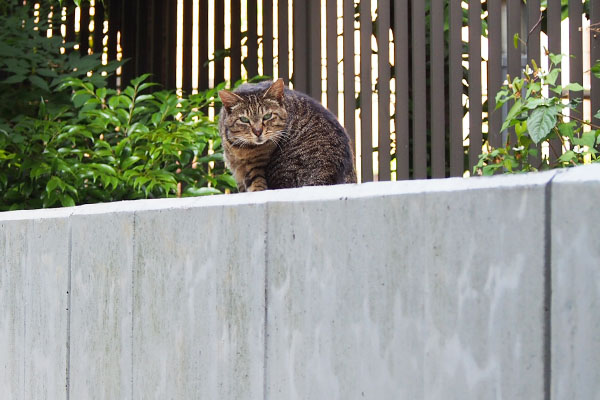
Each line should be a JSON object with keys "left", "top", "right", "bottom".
{"left": 65, "top": 3, "right": 76, "bottom": 44}
{"left": 231, "top": 0, "right": 242, "bottom": 84}
{"left": 506, "top": 0, "right": 522, "bottom": 147}
{"left": 592, "top": 0, "right": 600, "bottom": 127}
{"left": 51, "top": 4, "right": 61, "bottom": 38}
{"left": 247, "top": 0, "right": 259, "bottom": 78}
{"left": 198, "top": 0, "right": 209, "bottom": 89}
{"left": 343, "top": 0, "right": 355, "bottom": 152}
{"left": 326, "top": 0, "right": 338, "bottom": 115}
{"left": 278, "top": 0, "right": 289, "bottom": 83}
{"left": 377, "top": 0, "right": 391, "bottom": 181}
{"left": 308, "top": 0, "right": 321, "bottom": 100}
{"left": 106, "top": 0, "right": 119, "bottom": 88}
{"left": 263, "top": 0, "right": 274, "bottom": 78}
{"left": 411, "top": 0, "right": 426, "bottom": 178}
{"left": 527, "top": 0, "right": 542, "bottom": 167}
{"left": 144, "top": 1, "right": 154, "bottom": 78}
{"left": 487, "top": 0, "right": 502, "bottom": 149}
{"left": 527, "top": 0, "right": 541, "bottom": 64}
{"left": 215, "top": 0, "right": 225, "bottom": 85}
{"left": 394, "top": 0, "right": 409, "bottom": 180}
{"left": 360, "top": 0, "right": 373, "bottom": 182}
{"left": 293, "top": 1, "right": 309, "bottom": 92}
{"left": 468, "top": 0, "right": 482, "bottom": 171}
{"left": 165, "top": 0, "right": 178, "bottom": 89}
{"left": 569, "top": 0, "right": 583, "bottom": 121}
{"left": 448, "top": 0, "right": 463, "bottom": 176}
{"left": 148, "top": 0, "right": 159, "bottom": 85}
{"left": 92, "top": 0, "right": 105, "bottom": 55}
{"left": 157, "top": 1, "right": 169, "bottom": 90}
{"left": 430, "top": 0, "right": 445, "bottom": 178}
{"left": 547, "top": 0, "right": 562, "bottom": 162}
{"left": 120, "top": 0, "right": 137, "bottom": 87}
{"left": 79, "top": 2, "right": 90, "bottom": 56}
{"left": 182, "top": 0, "right": 194, "bottom": 92}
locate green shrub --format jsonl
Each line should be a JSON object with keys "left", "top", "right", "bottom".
{"left": 475, "top": 54, "right": 600, "bottom": 175}
{"left": 0, "top": 75, "right": 235, "bottom": 210}
{"left": 0, "top": 0, "right": 121, "bottom": 121}
{"left": 0, "top": 1, "right": 235, "bottom": 210}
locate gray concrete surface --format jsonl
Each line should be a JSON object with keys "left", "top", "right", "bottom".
{"left": 265, "top": 173, "right": 553, "bottom": 399}
{"left": 1, "top": 208, "right": 72, "bottom": 400}
{"left": 69, "top": 208, "right": 134, "bottom": 399}
{"left": 0, "top": 165, "right": 598, "bottom": 399}
{"left": 551, "top": 164, "right": 600, "bottom": 400}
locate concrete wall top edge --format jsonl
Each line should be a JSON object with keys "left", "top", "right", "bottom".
{"left": 552, "top": 163, "right": 600, "bottom": 183}
{"left": 0, "top": 168, "right": 574, "bottom": 222}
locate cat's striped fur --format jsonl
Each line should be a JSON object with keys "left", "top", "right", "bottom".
{"left": 218, "top": 79, "right": 356, "bottom": 191}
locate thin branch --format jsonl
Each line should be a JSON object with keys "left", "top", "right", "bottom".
{"left": 558, "top": 112, "right": 600, "bottom": 131}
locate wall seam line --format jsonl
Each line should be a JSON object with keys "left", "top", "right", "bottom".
{"left": 131, "top": 211, "right": 137, "bottom": 400}
{"left": 544, "top": 174, "right": 556, "bottom": 400}
{"left": 66, "top": 214, "right": 73, "bottom": 400}
{"left": 22, "top": 221, "right": 28, "bottom": 399}
{"left": 263, "top": 202, "right": 269, "bottom": 400}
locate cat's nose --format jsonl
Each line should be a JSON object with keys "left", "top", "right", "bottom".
{"left": 252, "top": 127, "right": 263, "bottom": 137}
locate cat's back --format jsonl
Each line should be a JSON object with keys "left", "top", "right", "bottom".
{"left": 269, "top": 86, "right": 356, "bottom": 188}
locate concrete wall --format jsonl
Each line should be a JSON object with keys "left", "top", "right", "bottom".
{"left": 1, "top": 164, "right": 598, "bottom": 399}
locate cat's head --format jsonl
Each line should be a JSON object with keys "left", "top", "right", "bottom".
{"left": 218, "top": 79, "right": 287, "bottom": 146}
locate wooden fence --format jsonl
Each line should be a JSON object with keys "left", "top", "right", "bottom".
{"left": 62, "top": 0, "right": 600, "bottom": 181}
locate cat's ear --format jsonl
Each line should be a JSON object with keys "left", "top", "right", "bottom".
{"left": 263, "top": 78, "right": 285, "bottom": 102}
{"left": 219, "top": 90, "right": 244, "bottom": 110}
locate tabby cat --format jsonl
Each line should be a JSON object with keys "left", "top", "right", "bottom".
{"left": 218, "top": 79, "right": 356, "bottom": 192}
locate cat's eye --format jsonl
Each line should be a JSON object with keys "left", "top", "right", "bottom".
{"left": 239, "top": 116, "right": 250, "bottom": 123}
{"left": 263, "top": 113, "right": 273, "bottom": 121}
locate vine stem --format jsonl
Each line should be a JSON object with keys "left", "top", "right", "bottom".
{"left": 554, "top": 128, "right": 578, "bottom": 167}
{"left": 559, "top": 112, "right": 600, "bottom": 131}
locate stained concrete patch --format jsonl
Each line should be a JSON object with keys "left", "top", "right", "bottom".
{"left": 265, "top": 173, "right": 554, "bottom": 399}
{"left": 132, "top": 202, "right": 266, "bottom": 399}
{"left": 69, "top": 209, "right": 135, "bottom": 399}
{"left": 0, "top": 220, "right": 27, "bottom": 399}
{"left": 24, "top": 216, "right": 70, "bottom": 399}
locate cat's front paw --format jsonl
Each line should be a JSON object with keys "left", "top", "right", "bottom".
{"left": 247, "top": 181, "right": 268, "bottom": 192}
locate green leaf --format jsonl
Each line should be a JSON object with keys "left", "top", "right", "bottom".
{"left": 135, "top": 94, "right": 154, "bottom": 103}
{"left": 60, "top": 194, "right": 76, "bottom": 207}
{"left": 73, "top": 92, "right": 92, "bottom": 108}
{"left": 0, "top": 42, "right": 20, "bottom": 57}
{"left": 524, "top": 98, "right": 549, "bottom": 110}
{"left": 217, "top": 174, "right": 237, "bottom": 188}
{"left": 2, "top": 74, "right": 27, "bottom": 84}
{"left": 29, "top": 75, "right": 50, "bottom": 92}
{"left": 46, "top": 176, "right": 63, "bottom": 193}
{"left": 130, "top": 73, "right": 152, "bottom": 87}
{"left": 546, "top": 68, "right": 560, "bottom": 86}
{"left": 557, "top": 121, "right": 577, "bottom": 141}
{"left": 592, "top": 61, "right": 600, "bottom": 79}
{"left": 96, "top": 87, "right": 107, "bottom": 99}
{"left": 183, "top": 187, "right": 222, "bottom": 196}
{"left": 513, "top": 33, "right": 520, "bottom": 49}
{"left": 121, "top": 156, "right": 141, "bottom": 169}
{"left": 573, "top": 131, "right": 597, "bottom": 148}
{"left": 90, "top": 163, "right": 117, "bottom": 176}
{"left": 527, "top": 106, "right": 558, "bottom": 144}
{"left": 549, "top": 53, "right": 564, "bottom": 65}
{"left": 563, "top": 83, "right": 584, "bottom": 92}
{"left": 558, "top": 150, "right": 576, "bottom": 163}
{"left": 501, "top": 99, "right": 523, "bottom": 132}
